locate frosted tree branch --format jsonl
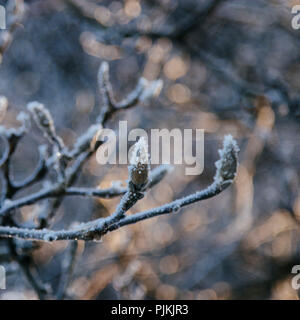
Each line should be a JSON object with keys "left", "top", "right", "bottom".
{"left": 0, "top": 61, "right": 238, "bottom": 300}
{"left": 0, "top": 135, "right": 238, "bottom": 241}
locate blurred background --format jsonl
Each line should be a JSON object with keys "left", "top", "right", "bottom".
{"left": 0, "top": 0, "right": 300, "bottom": 300}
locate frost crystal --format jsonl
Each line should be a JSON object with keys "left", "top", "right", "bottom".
{"left": 214, "top": 135, "right": 239, "bottom": 184}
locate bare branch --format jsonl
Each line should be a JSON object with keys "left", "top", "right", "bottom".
{"left": 0, "top": 178, "right": 228, "bottom": 241}
{"left": 0, "top": 184, "right": 126, "bottom": 218}
{"left": 0, "top": 59, "right": 238, "bottom": 302}
{"left": 0, "top": 135, "right": 239, "bottom": 241}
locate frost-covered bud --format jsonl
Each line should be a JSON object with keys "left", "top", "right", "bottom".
{"left": 27, "top": 102, "right": 64, "bottom": 150}
{"left": 214, "top": 135, "right": 239, "bottom": 184}
{"left": 129, "top": 137, "right": 150, "bottom": 190}
{"left": 27, "top": 102, "right": 54, "bottom": 133}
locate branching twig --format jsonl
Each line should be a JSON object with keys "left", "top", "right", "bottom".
{"left": 0, "top": 135, "right": 239, "bottom": 241}
{"left": 0, "top": 61, "right": 164, "bottom": 298}
{"left": 0, "top": 60, "right": 239, "bottom": 301}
